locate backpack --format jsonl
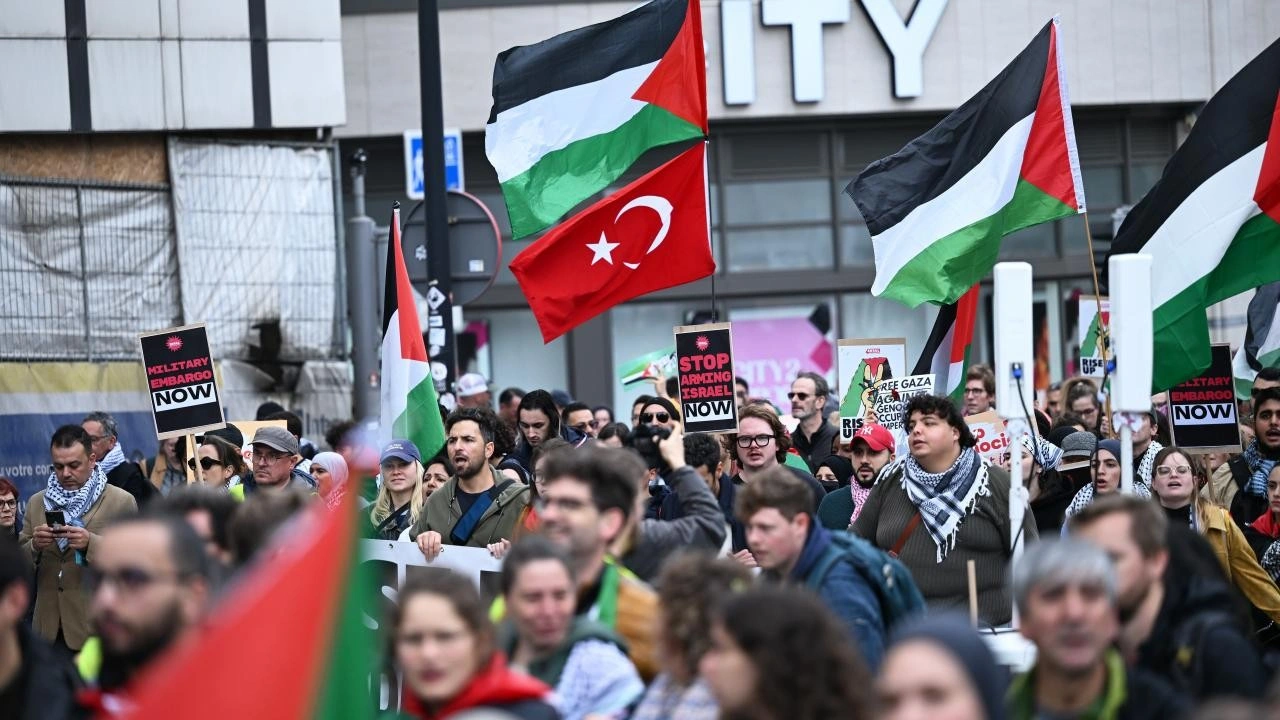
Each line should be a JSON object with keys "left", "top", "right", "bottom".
{"left": 806, "top": 531, "right": 926, "bottom": 629}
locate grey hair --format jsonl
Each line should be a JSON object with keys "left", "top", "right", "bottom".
{"left": 82, "top": 411, "right": 118, "bottom": 439}
{"left": 1012, "top": 538, "right": 1117, "bottom": 614}
{"left": 795, "top": 371, "right": 830, "bottom": 401}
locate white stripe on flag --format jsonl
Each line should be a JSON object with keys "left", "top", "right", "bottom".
{"left": 379, "top": 309, "right": 431, "bottom": 444}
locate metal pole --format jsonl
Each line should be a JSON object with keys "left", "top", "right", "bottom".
{"left": 346, "top": 149, "right": 379, "bottom": 420}
{"left": 1119, "top": 418, "right": 1135, "bottom": 495}
{"left": 418, "top": 0, "right": 458, "bottom": 402}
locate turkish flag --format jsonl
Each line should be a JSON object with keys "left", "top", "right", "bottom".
{"left": 511, "top": 142, "right": 714, "bottom": 343}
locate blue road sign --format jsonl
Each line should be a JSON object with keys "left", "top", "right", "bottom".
{"left": 403, "top": 128, "right": 464, "bottom": 200}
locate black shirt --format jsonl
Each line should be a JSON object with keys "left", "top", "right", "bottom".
{"left": 457, "top": 488, "right": 487, "bottom": 516}
{"left": 0, "top": 659, "right": 28, "bottom": 720}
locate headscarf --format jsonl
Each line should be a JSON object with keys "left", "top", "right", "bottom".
{"left": 1136, "top": 440, "right": 1164, "bottom": 487}
{"left": 312, "top": 451, "right": 350, "bottom": 508}
{"left": 815, "top": 455, "right": 854, "bottom": 490}
{"left": 888, "top": 614, "right": 1008, "bottom": 720}
{"left": 1063, "top": 440, "right": 1151, "bottom": 519}
{"left": 897, "top": 447, "right": 990, "bottom": 563}
{"left": 43, "top": 464, "right": 108, "bottom": 551}
{"left": 1020, "top": 434, "right": 1064, "bottom": 470}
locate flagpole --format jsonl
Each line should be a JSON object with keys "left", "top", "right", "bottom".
{"left": 1082, "top": 210, "right": 1113, "bottom": 435}
{"left": 703, "top": 139, "right": 717, "bottom": 322}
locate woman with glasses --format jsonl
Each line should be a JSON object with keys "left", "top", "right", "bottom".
{"left": 1150, "top": 446, "right": 1280, "bottom": 625}
{"left": 193, "top": 435, "right": 247, "bottom": 494}
{"left": 0, "top": 476, "right": 20, "bottom": 537}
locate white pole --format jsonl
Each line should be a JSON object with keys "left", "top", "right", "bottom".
{"left": 994, "top": 262, "right": 1034, "bottom": 629}
{"left": 1108, "top": 253, "right": 1153, "bottom": 496}
{"left": 1119, "top": 419, "right": 1135, "bottom": 495}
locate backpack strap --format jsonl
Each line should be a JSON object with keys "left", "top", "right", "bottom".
{"left": 888, "top": 511, "right": 922, "bottom": 559}
{"left": 449, "top": 479, "right": 516, "bottom": 546}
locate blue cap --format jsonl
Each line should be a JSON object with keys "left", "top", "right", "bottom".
{"left": 380, "top": 440, "right": 422, "bottom": 465}
{"left": 551, "top": 389, "right": 574, "bottom": 407}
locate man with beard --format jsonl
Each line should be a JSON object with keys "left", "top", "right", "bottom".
{"left": 87, "top": 516, "right": 212, "bottom": 698}
{"left": 817, "top": 422, "right": 894, "bottom": 531}
{"left": 789, "top": 372, "right": 838, "bottom": 471}
{"left": 1208, "top": 387, "right": 1280, "bottom": 524}
{"left": 411, "top": 408, "right": 530, "bottom": 560}
{"left": 1068, "top": 494, "right": 1266, "bottom": 700}
{"left": 1008, "top": 538, "right": 1186, "bottom": 719}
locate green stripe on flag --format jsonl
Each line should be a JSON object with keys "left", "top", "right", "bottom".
{"left": 878, "top": 179, "right": 1076, "bottom": 307}
{"left": 501, "top": 104, "right": 704, "bottom": 238}
{"left": 394, "top": 377, "right": 447, "bottom": 460}
{"left": 313, "top": 498, "right": 377, "bottom": 720}
{"left": 840, "top": 359, "right": 872, "bottom": 419}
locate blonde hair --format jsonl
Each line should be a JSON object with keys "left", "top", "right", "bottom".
{"left": 370, "top": 459, "right": 426, "bottom": 528}
{"left": 1152, "top": 447, "right": 1211, "bottom": 532}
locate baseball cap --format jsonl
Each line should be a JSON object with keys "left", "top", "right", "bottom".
{"left": 551, "top": 389, "right": 575, "bottom": 407}
{"left": 1057, "top": 431, "right": 1097, "bottom": 471}
{"left": 850, "top": 422, "right": 894, "bottom": 452}
{"left": 455, "top": 373, "right": 490, "bottom": 398}
{"left": 381, "top": 440, "right": 422, "bottom": 465}
{"left": 251, "top": 426, "right": 300, "bottom": 455}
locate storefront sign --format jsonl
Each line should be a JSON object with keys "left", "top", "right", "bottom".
{"left": 139, "top": 324, "right": 226, "bottom": 439}
{"left": 837, "top": 337, "right": 907, "bottom": 441}
{"left": 674, "top": 322, "right": 738, "bottom": 433}
{"left": 1169, "top": 344, "right": 1241, "bottom": 452}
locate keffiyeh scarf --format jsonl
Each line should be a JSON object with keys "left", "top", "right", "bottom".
{"left": 1263, "top": 541, "right": 1280, "bottom": 585}
{"left": 899, "top": 447, "right": 989, "bottom": 563}
{"left": 97, "top": 442, "right": 126, "bottom": 476}
{"left": 43, "top": 464, "right": 108, "bottom": 550}
{"left": 1243, "top": 440, "right": 1278, "bottom": 496}
{"left": 1137, "top": 440, "right": 1164, "bottom": 487}
{"left": 849, "top": 483, "right": 873, "bottom": 525}
{"left": 1064, "top": 477, "right": 1151, "bottom": 519}
{"left": 1022, "top": 435, "right": 1065, "bottom": 470}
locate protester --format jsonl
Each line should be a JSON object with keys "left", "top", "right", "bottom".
{"left": 244, "top": 426, "right": 316, "bottom": 495}
{"left": 1064, "top": 439, "right": 1152, "bottom": 520}
{"left": 1055, "top": 430, "right": 1097, "bottom": 492}
{"left": 411, "top": 408, "right": 530, "bottom": 559}
{"left": 498, "top": 387, "right": 526, "bottom": 428}
{"left": 492, "top": 410, "right": 531, "bottom": 484}
{"left": 499, "top": 536, "right": 644, "bottom": 720}
{"left": 226, "top": 489, "right": 312, "bottom": 567}
{"left": 456, "top": 372, "right": 493, "bottom": 410}
{"left": 592, "top": 406, "right": 613, "bottom": 431}
{"left": 508, "top": 389, "right": 589, "bottom": 475}
{"left": 86, "top": 516, "right": 214, "bottom": 696}
{"left": 813, "top": 453, "right": 852, "bottom": 494}
{"left": 561, "top": 402, "right": 597, "bottom": 438}
{"left": 1067, "top": 494, "right": 1267, "bottom": 700}
{"left": 1149, "top": 447, "right": 1280, "bottom": 625}
{"left": 736, "top": 466, "right": 886, "bottom": 669}
{"left": 1063, "top": 378, "right": 1103, "bottom": 434}
{"left": 877, "top": 615, "right": 1007, "bottom": 720}
{"left": 423, "top": 455, "right": 450, "bottom": 498}
{"left": 18, "top": 425, "right": 138, "bottom": 656}
{"left": 962, "top": 364, "right": 996, "bottom": 416}
{"left": 263, "top": 409, "right": 315, "bottom": 471}
{"left": 629, "top": 395, "right": 653, "bottom": 428}
{"left": 789, "top": 372, "right": 837, "bottom": 471}
{"left": 632, "top": 553, "right": 750, "bottom": 720}
{"left": 1021, "top": 435, "right": 1074, "bottom": 536}
{"left": 0, "top": 534, "right": 81, "bottom": 720}
{"left": 82, "top": 411, "right": 157, "bottom": 507}
{"left": 1208, "top": 386, "right": 1280, "bottom": 524}
{"left": 489, "top": 438, "right": 571, "bottom": 559}
{"left": 1050, "top": 411, "right": 1090, "bottom": 436}
{"left": 1044, "top": 381, "right": 1063, "bottom": 418}
{"left": 817, "top": 422, "right": 894, "bottom": 530}
{"left": 146, "top": 437, "right": 186, "bottom": 496}
{"left": 1008, "top": 538, "right": 1186, "bottom": 719}
{"left": 152, "top": 484, "right": 238, "bottom": 566}
{"left": 193, "top": 435, "right": 247, "bottom": 496}
{"left": 596, "top": 423, "right": 630, "bottom": 448}
{"left": 636, "top": 397, "right": 680, "bottom": 431}
{"left": 0, "top": 476, "right": 20, "bottom": 538}
{"left": 699, "top": 586, "right": 872, "bottom": 720}
{"left": 391, "top": 571, "right": 557, "bottom": 719}
{"left": 368, "top": 440, "right": 426, "bottom": 540}
{"left": 310, "top": 451, "right": 350, "bottom": 509}
{"left": 1244, "top": 466, "right": 1280, "bottom": 582}
{"left": 853, "top": 395, "right": 1034, "bottom": 625}
{"left": 1132, "top": 409, "right": 1166, "bottom": 488}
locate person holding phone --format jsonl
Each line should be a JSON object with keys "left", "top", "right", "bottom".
{"left": 18, "top": 425, "right": 137, "bottom": 657}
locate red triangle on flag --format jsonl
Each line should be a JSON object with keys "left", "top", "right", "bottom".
{"left": 1254, "top": 90, "right": 1280, "bottom": 223}
{"left": 631, "top": 0, "right": 708, "bottom": 134}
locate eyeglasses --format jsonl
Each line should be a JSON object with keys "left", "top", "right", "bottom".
{"left": 86, "top": 566, "right": 185, "bottom": 594}
{"left": 963, "top": 388, "right": 987, "bottom": 396}
{"left": 787, "top": 392, "right": 811, "bottom": 401}
{"left": 640, "top": 412, "right": 670, "bottom": 424}
{"left": 1155, "top": 465, "right": 1193, "bottom": 477}
{"left": 736, "top": 434, "right": 775, "bottom": 448}
{"left": 252, "top": 449, "right": 289, "bottom": 464}
{"left": 0, "top": 499, "right": 15, "bottom": 510}
{"left": 187, "top": 457, "right": 223, "bottom": 471}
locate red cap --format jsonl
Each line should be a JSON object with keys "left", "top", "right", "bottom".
{"left": 851, "top": 422, "right": 894, "bottom": 452}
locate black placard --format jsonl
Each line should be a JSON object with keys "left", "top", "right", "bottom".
{"left": 138, "top": 324, "right": 226, "bottom": 439}
{"left": 675, "top": 322, "right": 737, "bottom": 434}
{"left": 1169, "top": 344, "right": 1241, "bottom": 452}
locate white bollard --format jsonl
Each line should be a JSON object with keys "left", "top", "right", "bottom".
{"left": 1108, "top": 254, "right": 1153, "bottom": 495}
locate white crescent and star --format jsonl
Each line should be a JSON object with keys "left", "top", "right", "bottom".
{"left": 585, "top": 195, "right": 673, "bottom": 270}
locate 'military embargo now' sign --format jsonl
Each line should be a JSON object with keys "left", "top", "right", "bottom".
{"left": 1169, "top": 344, "right": 1241, "bottom": 452}
{"left": 674, "top": 322, "right": 738, "bottom": 433}
{"left": 138, "top": 323, "right": 226, "bottom": 439}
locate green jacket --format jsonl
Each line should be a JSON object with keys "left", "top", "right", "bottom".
{"left": 1008, "top": 650, "right": 1127, "bottom": 720}
{"left": 408, "top": 465, "right": 529, "bottom": 547}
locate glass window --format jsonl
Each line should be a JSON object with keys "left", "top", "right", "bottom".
{"left": 723, "top": 178, "right": 832, "bottom": 225}
{"left": 1081, "top": 164, "right": 1124, "bottom": 209}
{"left": 726, "top": 226, "right": 833, "bottom": 272}
{"left": 839, "top": 294, "right": 939, "bottom": 363}
{"left": 1130, "top": 161, "right": 1166, "bottom": 200}
{"left": 839, "top": 223, "right": 874, "bottom": 268}
{"left": 467, "top": 308, "right": 568, "bottom": 395}
{"left": 609, "top": 301, "right": 688, "bottom": 420}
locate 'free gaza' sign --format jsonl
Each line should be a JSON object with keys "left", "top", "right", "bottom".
{"left": 138, "top": 323, "right": 227, "bottom": 439}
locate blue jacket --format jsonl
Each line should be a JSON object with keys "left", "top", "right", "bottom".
{"left": 779, "top": 522, "right": 886, "bottom": 671}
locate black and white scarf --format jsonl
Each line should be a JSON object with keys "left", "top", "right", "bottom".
{"left": 1137, "top": 440, "right": 1164, "bottom": 487}
{"left": 42, "top": 464, "right": 108, "bottom": 550}
{"left": 898, "top": 447, "right": 989, "bottom": 563}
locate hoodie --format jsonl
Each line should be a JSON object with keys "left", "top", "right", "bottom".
{"left": 506, "top": 424, "right": 590, "bottom": 475}
{"left": 395, "top": 654, "right": 557, "bottom": 720}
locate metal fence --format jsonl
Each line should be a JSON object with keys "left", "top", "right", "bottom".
{"left": 0, "top": 176, "right": 179, "bottom": 360}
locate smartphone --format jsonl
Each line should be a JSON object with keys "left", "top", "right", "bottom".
{"left": 45, "top": 510, "right": 66, "bottom": 528}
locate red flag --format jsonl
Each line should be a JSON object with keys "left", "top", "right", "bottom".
{"left": 511, "top": 143, "right": 714, "bottom": 343}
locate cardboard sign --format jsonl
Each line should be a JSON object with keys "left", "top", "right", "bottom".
{"left": 837, "top": 338, "right": 907, "bottom": 441}
{"left": 1078, "top": 297, "right": 1111, "bottom": 377}
{"left": 865, "top": 374, "right": 935, "bottom": 433}
{"left": 674, "top": 322, "right": 738, "bottom": 433}
{"left": 1169, "top": 344, "right": 1241, "bottom": 452}
{"left": 966, "top": 411, "right": 1012, "bottom": 466}
{"left": 139, "top": 324, "right": 225, "bottom": 440}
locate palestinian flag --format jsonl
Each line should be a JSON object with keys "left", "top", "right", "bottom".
{"left": 1234, "top": 282, "right": 1280, "bottom": 398}
{"left": 913, "top": 285, "right": 981, "bottom": 405}
{"left": 115, "top": 493, "right": 374, "bottom": 719}
{"left": 381, "top": 206, "right": 446, "bottom": 458}
{"left": 485, "top": 0, "right": 707, "bottom": 239}
{"left": 1109, "top": 37, "right": 1280, "bottom": 392}
{"left": 847, "top": 18, "right": 1085, "bottom": 307}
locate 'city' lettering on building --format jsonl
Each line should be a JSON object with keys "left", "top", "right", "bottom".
{"left": 721, "top": 0, "right": 950, "bottom": 104}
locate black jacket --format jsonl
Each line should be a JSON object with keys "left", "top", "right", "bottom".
{"left": 105, "top": 461, "right": 157, "bottom": 508}
{"left": 1030, "top": 469, "right": 1075, "bottom": 536}
{"left": 791, "top": 421, "right": 839, "bottom": 472}
{"left": 506, "top": 425, "right": 589, "bottom": 475}
{"left": 10, "top": 623, "right": 83, "bottom": 720}
{"left": 1227, "top": 455, "right": 1269, "bottom": 527}
{"left": 1120, "top": 666, "right": 1190, "bottom": 720}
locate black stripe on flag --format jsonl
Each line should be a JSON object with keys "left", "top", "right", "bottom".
{"left": 488, "top": 0, "right": 686, "bottom": 121}
{"left": 1242, "top": 282, "right": 1280, "bottom": 373}
{"left": 1110, "top": 37, "right": 1280, "bottom": 257}
{"left": 846, "top": 21, "right": 1051, "bottom": 237}
{"left": 913, "top": 300, "right": 959, "bottom": 377}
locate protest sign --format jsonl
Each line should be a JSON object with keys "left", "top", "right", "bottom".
{"left": 1077, "top": 297, "right": 1111, "bottom": 377}
{"left": 867, "top": 374, "right": 935, "bottom": 434}
{"left": 139, "top": 324, "right": 225, "bottom": 439}
{"left": 837, "top": 338, "right": 907, "bottom": 441}
{"left": 966, "top": 411, "right": 1012, "bottom": 466}
{"left": 1169, "top": 344, "right": 1241, "bottom": 452}
{"left": 674, "top": 322, "right": 737, "bottom": 433}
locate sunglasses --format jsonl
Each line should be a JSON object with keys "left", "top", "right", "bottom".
{"left": 787, "top": 392, "right": 811, "bottom": 400}
{"left": 640, "top": 412, "right": 671, "bottom": 424}
{"left": 187, "top": 457, "right": 223, "bottom": 471}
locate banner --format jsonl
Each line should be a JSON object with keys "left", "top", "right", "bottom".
{"left": 674, "top": 322, "right": 737, "bottom": 433}
{"left": 837, "top": 338, "right": 907, "bottom": 441}
{"left": 139, "top": 324, "right": 226, "bottom": 439}
{"left": 1169, "top": 344, "right": 1241, "bottom": 452}
{"left": 1077, "top": 296, "right": 1110, "bottom": 378}
{"left": 966, "top": 411, "right": 1012, "bottom": 466}
{"left": 868, "top": 374, "right": 935, "bottom": 433}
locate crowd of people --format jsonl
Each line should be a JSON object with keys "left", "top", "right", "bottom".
{"left": 4, "top": 366, "right": 1280, "bottom": 719}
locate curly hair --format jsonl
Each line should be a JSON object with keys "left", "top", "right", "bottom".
{"left": 902, "top": 394, "right": 976, "bottom": 448}
{"left": 655, "top": 552, "right": 751, "bottom": 685}
{"left": 732, "top": 404, "right": 792, "bottom": 464}
{"left": 715, "top": 586, "right": 873, "bottom": 720}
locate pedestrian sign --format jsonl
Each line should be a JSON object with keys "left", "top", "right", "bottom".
{"left": 403, "top": 128, "right": 464, "bottom": 200}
